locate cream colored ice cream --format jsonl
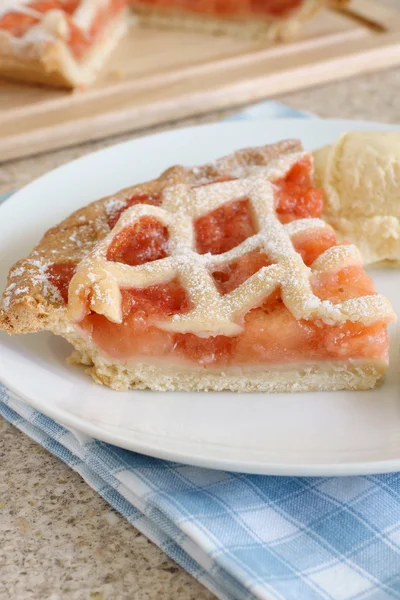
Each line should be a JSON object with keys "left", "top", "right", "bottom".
{"left": 314, "top": 131, "right": 400, "bottom": 266}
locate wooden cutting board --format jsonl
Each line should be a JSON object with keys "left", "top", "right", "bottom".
{"left": 1, "top": 0, "right": 399, "bottom": 163}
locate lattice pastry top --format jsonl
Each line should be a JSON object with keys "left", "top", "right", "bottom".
{"left": 0, "top": 0, "right": 110, "bottom": 44}
{"left": 69, "top": 151, "right": 395, "bottom": 336}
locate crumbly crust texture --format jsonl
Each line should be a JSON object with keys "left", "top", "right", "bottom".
{"left": 0, "top": 140, "right": 394, "bottom": 393}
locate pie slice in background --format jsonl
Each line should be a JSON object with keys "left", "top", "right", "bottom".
{"left": 0, "top": 0, "right": 130, "bottom": 88}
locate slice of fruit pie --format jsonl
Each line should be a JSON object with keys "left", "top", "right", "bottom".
{"left": 0, "top": 0, "right": 129, "bottom": 88}
{"left": 0, "top": 140, "right": 395, "bottom": 392}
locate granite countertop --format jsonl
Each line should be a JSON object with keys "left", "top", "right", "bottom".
{"left": 1, "top": 67, "right": 400, "bottom": 600}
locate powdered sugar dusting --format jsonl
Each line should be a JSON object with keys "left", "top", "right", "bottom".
{"left": 0, "top": 3, "right": 69, "bottom": 48}
{"left": 0, "top": 0, "right": 121, "bottom": 56}
{"left": 0, "top": 1, "right": 39, "bottom": 18}
{"left": 105, "top": 197, "right": 127, "bottom": 216}
{"left": 10, "top": 266, "right": 25, "bottom": 278}
{"left": 2, "top": 282, "right": 16, "bottom": 310}
{"left": 27, "top": 258, "right": 63, "bottom": 303}
{"left": 14, "top": 286, "right": 29, "bottom": 295}
{"left": 284, "top": 218, "right": 329, "bottom": 237}
{"left": 312, "top": 244, "right": 363, "bottom": 272}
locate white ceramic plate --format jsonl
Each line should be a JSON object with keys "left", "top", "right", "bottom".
{"left": 1, "top": 119, "right": 400, "bottom": 476}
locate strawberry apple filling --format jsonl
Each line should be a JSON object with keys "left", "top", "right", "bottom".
{"left": 46, "top": 159, "right": 389, "bottom": 369}
{"left": 0, "top": 0, "right": 125, "bottom": 60}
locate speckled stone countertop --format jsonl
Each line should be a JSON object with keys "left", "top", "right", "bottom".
{"left": 1, "top": 66, "right": 400, "bottom": 600}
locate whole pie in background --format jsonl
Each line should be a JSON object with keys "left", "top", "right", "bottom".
{"left": 0, "top": 140, "right": 395, "bottom": 392}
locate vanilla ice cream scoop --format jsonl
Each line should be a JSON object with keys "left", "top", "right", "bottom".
{"left": 314, "top": 132, "right": 400, "bottom": 265}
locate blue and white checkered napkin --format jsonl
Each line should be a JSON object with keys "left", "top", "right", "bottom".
{"left": 2, "top": 102, "right": 400, "bottom": 600}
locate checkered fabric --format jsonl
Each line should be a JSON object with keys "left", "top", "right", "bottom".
{"left": 1, "top": 103, "right": 400, "bottom": 600}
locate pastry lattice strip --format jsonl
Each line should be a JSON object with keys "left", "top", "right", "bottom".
{"left": 0, "top": 0, "right": 102, "bottom": 41}
{"left": 69, "top": 155, "right": 394, "bottom": 335}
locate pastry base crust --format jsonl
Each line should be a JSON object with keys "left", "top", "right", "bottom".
{"left": 0, "top": 52, "right": 74, "bottom": 87}
{"left": 69, "top": 344, "right": 387, "bottom": 392}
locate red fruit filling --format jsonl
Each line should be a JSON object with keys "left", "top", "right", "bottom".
{"left": 292, "top": 229, "right": 337, "bottom": 267}
{"left": 107, "top": 216, "right": 169, "bottom": 266}
{"left": 195, "top": 199, "right": 256, "bottom": 255}
{"left": 0, "top": 1, "right": 79, "bottom": 37}
{"left": 108, "top": 193, "right": 162, "bottom": 229}
{"left": 79, "top": 281, "right": 191, "bottom": 360}
{"left": 212, "top": 250, "right": 272, "bottom": 295}
{"left": 74, "top": 271, "right": 387, "bottom": 364}
{"left": 312, "top": 266, "right": 376, "bottom": 304}
{"left": 107, "top": 157, "right": 323, "bottom": 240}
{"left": 275, "top": 157, "right": 324, "bottom": 223}
{"left": 47, "top": 262, "right": 77, "bottom": 303}
{"left": 49, "top": 242, "right": 388, "bottom": 366}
